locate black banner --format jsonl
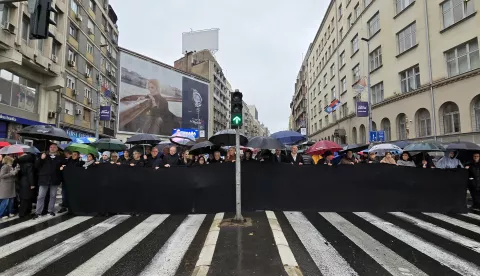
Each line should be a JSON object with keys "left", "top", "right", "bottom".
{"left": 63, "top": 163, "right": 469, "bottom": 215}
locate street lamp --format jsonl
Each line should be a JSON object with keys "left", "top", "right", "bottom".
{"left": 361, "top": 37, "right": 373, "bottom": 139}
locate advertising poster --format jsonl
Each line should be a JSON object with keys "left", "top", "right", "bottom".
{"left": 118, "top": 51, "right": 209, "bottom": 136}
{"left": 100, "top": 106, "right": 111, "bottom": 121}
{"left": 356, "top": 101, "right": 369, "bottom": 117}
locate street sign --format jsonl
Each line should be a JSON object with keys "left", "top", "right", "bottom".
{"left": 377, "top": 130, "right": 385, "bottom": 142}
{"left": 356, "top": 101, "right": 368, "bottom": 117}
{"left": 369, "top": 131, "right": 378, "bottom": 142}
{"left": 300, "top": 127, "right": 306, "bottom": 136}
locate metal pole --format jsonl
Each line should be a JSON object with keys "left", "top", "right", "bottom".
{"left": 234, "top": 128, "right": 243, "bottom": 221}
{"left": 95, "top": 86, "right": 100, "bottom": 139}
{"left": 366, "top": 40, "right": 373, "bottom": 136}
{"left": 423, "top": 0, "right": 437, "bottom": 140}
{"left": 55, "top": 89, "right": 61, "bottom": 127}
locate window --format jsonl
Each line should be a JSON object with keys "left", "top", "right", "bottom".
{"left": 330, "top": 63, "right": 335, "bottom": 77}
{"left": 89, "top": 0, "right": 96, "bottom": 11}
{"left": 85, "top": 64, "right": 92, "bottom": 77}
{"left": 352, "top": 64, "right": 360, "bottom": 82}
{"left": 332, "top": 39, "right": 335, "bottom": 49}
{"left": 446, "top": 39, "right": 479, "bottom": 77}
{"left": 396, "top": 0, "right": 414, "bottom": 14}
{"left": 473, "top": 98, "right": 480, "bottom": 131}
{"left": 341, "top": 77, "right": 347, "bottom": 92}
{"left": 66, "top": 75, "right": 75, "bottom": 89}
{"left": 341, "top": 103, "right": 348, "bottom": 118}
{"left": 37, "top": 40, "right": 44, "bottom": 54}
{"left": 364, "top": 0, "right": 372, "bottom": 7}
{"left": 328, "top": 46, "right": 332, "bottom": 56}
{"left": 352, "top": 35, "right": 359, "bottom": 53}
{"left": 71, "top": 1, "right": 78, "bottom": 14}
{"left": 22, "top": 16, "right": 29, "bottom": 42}
{"left": 442, "top": 0, "right": 475, "bottom": 28}
{"left": 318, "top": 82, "right": 321, "bottom": 93}
{"left": 381, "top": 118, "right": 391, "bottom": 141}
{"left": 352, "top": 127, "right": 357, "bottom": 143}
{"left": 86, "top": 42, "right": 94, "bottom": 54}
{"left": 354, "top": 3, "right": 361, "bottom": 19}
{"left": 441, "top": 102, "right": 460, "bottom": 133}
{"left": 68, "top": 49, "right": 76, "bottom": 62}
{"left": 50, "top": 11, "right": 58, "bottom": 24}
{"left": 397, "top": 22, "right": 416, "bottom": 54}
{"left": 397, "top": 113, "right": 407, "bottom": 140}
{"left": 319, "top": 100, "right": 322, "bottom": 112}
{"left": 400, "top": 65, "right": 420, "bottom": 93}
{"left": 371, "top": 82, "right": 384, "bottom": 104}
{"left": 338, "top": 4, "right": 343, "bottom": 17}
{"left": 0, "top": 4, "right": 10, "bottom": 26}
{"left": 84, "top": 88, "right": 91, "bottom": 99}
{"left": 88, "top": 19, "right": 94, "bottom": 33}
{"left": 369, "top": 47, "right": 382, "bottom": 71}
{"left": 324, "top": 73, "right": 328, "bottom": 86}
{"left": 325, "top": 115, "right": 329, "bottom": 125}
{"left": 340, "top": 51, "right": 346, "bottom": 66}
{"left": 348, "top": 14, "right": 353, "bottom": 27}
{"left": 331, "top": 86, "right": 336, "bottom": 100}
{"left": 69, "top": 25, "right": 78, "bottom": 40}
{"left": 319, "top": 119, "right": 323, "bottom": 129}
{"left": 339, "top": 27, "right": 343, "bottom": 39}
{"left": 368, "top": 13, "right": 380, "bottom": 37}
{"left": 314, "top": 123, "right": 317, "bottom": 132}
{"left": 83, "top": 109, "right": 91, "bottom": 121}
{"left": 416, "top": 108, "right": 431, "bottom": 137}
{"left": 360, "top": 125, "right": 366, "bottom": 143}
{"left": 101, "top": 35, "right": 106, "bottom": 45}
{"left": 52, "top": 40, "right": 60, "bottom": 56}
{"left": 65, "top": 100, "right": 74, "bottom": 116}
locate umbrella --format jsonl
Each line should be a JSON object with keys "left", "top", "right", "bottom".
{"left": 170, "top": 136, "right": 195, "bottom": 147}
{"left": 403, "top": 141, "right": 445, "bottom": 152}
{"left": 391, "top": 140, "right": 411, "bottom": 149}
{"left": 18, "top": 125, "right": 71, "bottom": 141}
{"left": 72, "top": 137, "right": 97, "bottom": 144}
{"left": 0, "top": 141, "right": 11, "bottom": 148}
{"left": 91, "top": 138, "right": 127, "bottom": 152}
{"left": 340, "top": 143, "right": 369, "bottom": 153}
{"left": 65, "top": 143, "right": 99, "bottom": 157}
{"left": 246, "top": 136, "right": 285, "bottom": 149}
{"left": 0, "top": 144, "right": 40, "bottom": 155}
{"left": 156, "top": 140, "right": 174, "bottom": 152}
{"left": 306, "top": 140, "right": 343, "bottom": 156}
{"left": 190, "top": 141, "right": 221, "bottom": 155}
{"left": 445, "top": 141, "right": 480, "bottom": 151}
{"left": 270, "top": 130, "right": 306, "bottom": 145}
{"left": 0, "top": 138, "right": 21, "bottom": 144}
{"left": 125, "top": 133, "right": 160, "bottom": 145}
{"left": 369, "top": 143, "right": 403, "bottom": 156}
{"left": 209, "top": 129, "right": 248, "bottom": 146}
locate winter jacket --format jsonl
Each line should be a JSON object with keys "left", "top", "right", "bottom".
{"left": 162, "top": 153, "right": 182, "bottom": 167}
{"left": 118, "top": 156, "right": 132, "bottom": 166}
{"left": 35, "top": 153, "right": 63, "bottom": 186}
{"left": 17, "top": 154, "right": 36, "bottom": 200}
{"left": 129, "top": 159, "right": 145, "bottom": 167}
{"left": 340, "top": 156, "right": 356, "bottom": 165}
{"left": 0, "top": 164, "right": 19, "bottom": 199}
{"left": 145, "top": 155, "right": 161, "bottom": 168}
{"left": 467, "top": 161, "right": 480, "bottom": 190}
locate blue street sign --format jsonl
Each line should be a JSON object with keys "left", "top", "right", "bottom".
{"left": 369, "top": 131, "right": 378, "bottom": 142}
{"left": 377, "top": 130, "right": 385, "bottom": 142}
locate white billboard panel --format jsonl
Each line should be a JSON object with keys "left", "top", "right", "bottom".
{"left": 182, "top": 29, "right": 219, "bottom": 54}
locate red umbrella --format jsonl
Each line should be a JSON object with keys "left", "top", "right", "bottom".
{"left": 306, "top": 141, "right": 343, "bottom": 156}
{"left": 0, "top": 141, "right": 11, "bottom": 148}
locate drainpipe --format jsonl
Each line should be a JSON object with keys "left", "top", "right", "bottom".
{"left": 55, "top": 88, "right": 62, "bottom": 127}
{"left": 424, "top": 0, "right": 437, "bottom": 140}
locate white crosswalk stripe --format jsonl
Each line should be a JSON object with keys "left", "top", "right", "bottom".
{"left": 0, "top": 211, "right": 479, "bottom": 276}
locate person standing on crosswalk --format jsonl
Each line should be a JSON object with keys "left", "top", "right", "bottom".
{"left": 0, "top": 156, "right": 20, "bottom": 219}
{"left": 465, "top": 152, "right": 480, "bottom": 210}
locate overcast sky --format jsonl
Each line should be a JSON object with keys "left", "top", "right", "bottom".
{"left": 110, "top": 0, "right": 328, "bottom": 133}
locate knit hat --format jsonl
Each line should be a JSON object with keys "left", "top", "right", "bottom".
{"left": 102, "top": 151, "right": 111, "bottom": 158}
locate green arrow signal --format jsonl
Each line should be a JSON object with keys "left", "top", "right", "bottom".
{"left": 232, "top": 116, "right": 242, "bottom": 125}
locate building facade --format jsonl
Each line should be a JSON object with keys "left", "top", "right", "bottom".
{"left": 174, "top": 50, "right": 231, "bottom": 136}
{"left": 305, "top": 0, "right": 480, "bottom": 144}
{"left": 0, "top": 0, "right": 66, "bottom": 140}
{"left": 291, "top": 46, "right": 311, "bottom": 135}
{"left": 62, "top": 0, "right": 119, "bottom": 139}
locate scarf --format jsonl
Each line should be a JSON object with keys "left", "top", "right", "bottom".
{"left": 83, "top": 160, "right": 95, "bottom": 169}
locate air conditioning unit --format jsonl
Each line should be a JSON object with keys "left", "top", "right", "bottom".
{"left": 73, "top": 89, "right": 78, "bottom": 95}
{"left": 68, "top": 60, "right": 76, "bottom": 67}
{"left": 51, "top": 55, "right": 58, "bottom": 63}
{"left": 3, "top": 22, "right": 15, "bottom": 34}
{"left": 76, "top": 14, "right": 83, "bottom": 22}
{"left": 88, "top": 98, "right": 92, "bottom": 104}
{"left": 48, "top": 111, "right": 56, "bottom": 119}
{"left": 76, "top": 109, "right": 82, "bottom": 115}
{"left": 107, "top": 70, "right": 112, "bottom": 76}
{"left": 88, "top": 28, "right": 94, "bottom": 35}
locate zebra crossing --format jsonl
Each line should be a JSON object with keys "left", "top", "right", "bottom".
{"left": 0, "top": 210, "right": 480, "bottom": 276}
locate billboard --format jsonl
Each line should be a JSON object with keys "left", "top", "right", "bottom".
{"left": 99, "top": 106, "right": 111, "bottom": 121}
{"left": 118, "top": 50, "right": 209, "bottom": 136}
{"left": 182, "top": 29, "right": 219, "bottom": 53}
{"left": 356, "top": 101, "right": 369, "bottom": 117}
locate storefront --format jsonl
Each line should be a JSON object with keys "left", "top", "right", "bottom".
{"left": 62, "top": 127, "right": 95, "bottom": 140}
{"left": 0, "top": 113, "right": 49, "bottom": 140}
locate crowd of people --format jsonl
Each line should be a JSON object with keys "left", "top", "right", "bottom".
{"left": 1, "top": 142, "right": 479, "bottom": 219}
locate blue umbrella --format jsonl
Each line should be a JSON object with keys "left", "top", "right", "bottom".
{"left": 73, "top": 137, "right": 97, "bottom": 144}
{"left": 270, "top": 130, "right": 306, "bottom": 145}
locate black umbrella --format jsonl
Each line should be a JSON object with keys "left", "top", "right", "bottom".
{"left": 445, "top": 141, "right": 480, "bottom": 151}
{"left": 170, "top": 136, "right": 195, "bottom": 147}
{"left": 189, "top": 141, "right": 221, "bottom": 155}
{"left": 156, "top": 141, "right": 174, "bottom": 152}
{"left": 125, "top": 133, "right": 160, "bottom": 145}
{"left": 246, "top": 136, "right": 285, "bottom": 149}
{"left": 91, "top": 138, "right": 127, "bottom": 152}
{"left": 340, "top": 143, "right": 369, "bottom": 153}
{"left": 18, "top": 125, "right": 71, "bottom": 141}
{"left": 403, "top": 141, "right": 445, "bottom": 152}
{"left": 209, "top": 129, "right": 248, "bottom": 146}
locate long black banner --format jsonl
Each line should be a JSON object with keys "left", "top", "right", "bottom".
{"left": 63, "top": 163, "right": 469, "bottom": 215}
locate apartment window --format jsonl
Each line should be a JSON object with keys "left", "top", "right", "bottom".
{"left": 331, "top": 86, "right": 336, "bottom": 100}
{"left": 339, "top": 27, "right": 343, "bottom": 39}
{"left": 68, "top": 49, "right": 76, "bottom": 62}
{"left": 369, "top": 47, "right": 382, "bottom": 71}
{"left": 341, "top": 103, "right": 348, "bottom": 118}
{"left": 417, "top": 108, "right": 431, "bottom": 137}
{"left": 368, "top": 13, "right": 380, "bottom": 37}
{"left": 400, "top": 65, "right": 420, "bottom": 93}
{"left": 348, "top": 14, "right": 353, "bottom": 27}
{"left": 50, "top": 10, "right": 58, "bottom": 24}
{"left": 314, "top": 123, "right": 317, "bottom": 132}
{"left": 324, "top": 94, "right": 328, "bottom": 104}
{"left": 89, "top": 0, "right": 96, "bottom": 11}
{"left": 65, "top": 100, "right": 74, "bottom": 116}
{"left": 325, "top": 115, "right": 329, "bottom": 125}
{"left": 327, "top": 25, "right": 331, "bottom": 35}
{"left": 340, "top": 51, "right": 346, "bottom": 66}
{"left": 332, "top": 39, "right": 335, "bottom": 49}
{"left": 0, "top": 5, "right": 10, "bottom": 26}
{"left": 338, "top": 4, "right": 343, "bottom": 17}
{"left": 354, "top": 3, "right": 360, "bottom": 19}
{"left": 330, "top": 63, "right": 335, "bottom": 77}
{"left": 69, "top": 25, "right": 78, "bottom": 40}
{"left": 52, "top": 40, "right": 60, "bottom": 56}
{"left": 83, "top": 109, "right": 91, "bottom": 121}
{"left": 318, "top": 100, "right": 322, "bottom": 113}
{"left": 446, "top": 39, "right": 479, "bottom": 77}
{"left": 396, "top": 0, "right": 414, "bottom": 14}
{"left": 86, "top": 42, "right": 94, "bottom": 54}
{"left": 323, "top": 73, "right": 328, "bottom": 86}
{"left": 371, "top": 82, "right": 384, "bottom": 104}
{"left": 328, "top": 46, "right": 332, "bottom": 56}
{"left": 71, "top": 1, "right": 78, "bottom": 14}
{"left": 101, "top": 35, "right": 106, "bottom": 45}
{"left": 66, "top": 75, "right": 75, "bottom": 89}
{"left": 88, "top": 19, "right": 94, "bottom": 33}
{"left": 37, "top": 40, "right": 44, "bottom": 54}
{"left": 85, "top": 64, "right": 92, "bottom": 77}
{"left": 341, "top": 77, "right": 347, "bottom": 92}
{"left": 318, "top": 82, "right": 321, "bottom": 93}
{"left": 397, "top": 22, "right": 416, "bottom": 54}
{"left": 22, "top": 16, "right": 29, "bottom": 42}
{"left": 352, "top": 35, "right": 359, "bottom": 53}
{"left": 442, "top": 102, "right": 460, "bottom": 133}
{"left": 84, "top": 88, "right": 91, "bottom": 99}
{"left": 319, "top": 119, "right": 323, "bottom": 129}
{"left": 442, "top": 0, "right": 475, "bottom": 28}
{"left": 397, "top": 114, "right": 407, "bottom": 140}
{"left": 352, "top": 64, "right": 360, "bottom": 82}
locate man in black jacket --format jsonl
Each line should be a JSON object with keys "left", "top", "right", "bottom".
{"left": 285, "top": 146, "right": 303, "bottom": 165}
{"left": 156, "top": 146, "right": 181, "bottom": 168}
{"left": 466, "top": 153, "right": 480, "bottom": 210}
{"left": 145, "top": 147, "right": 161, "bottom": 168}
{"left": 17, "top": 153, "right": 36, "bottom": 217}
{"left": 33, "top": 144, "right": 63, "bottom": 218}
{"left": 58, "top": 151, "right": 84, "bottom": 213}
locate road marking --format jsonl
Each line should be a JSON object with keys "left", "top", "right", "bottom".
{"left": 140, "top": 214, "right": 206, "bottom": 276}
{"left": 266, "top": 211, "right": 302, "bottom": 276}
{"left": 424, "top": 213, "right": 480, "bottom": 235}
{"left": 284, "top": 212, "right": 358, "bottom": 276}
{"left": 67, "top": 215, "right": 169, "bottom": 276}
{"left": 191, "top": 213, "right": 224, "bottom": 276}
{"left": 0, "top": 215, "right": 129, "bottom": 276}
{"left": 356, "top": 212, "right": 480, "bottom": 276}
{"left": 462, "top": 213, "right": 480, "bottom": 221}
{"left": 391, "top": 212, "right": 480, "bottom": 253}
{"left": 0, "top": 216, "right": 92, "bottom": 258}
{"left": 320, "top": 212, "right": 428, "bottom": 276}
{"left": 0, "top": 216, "right": 18, "bottom": 225}
{"left": 0, "top": 213, "right": 67, "bottom": 238}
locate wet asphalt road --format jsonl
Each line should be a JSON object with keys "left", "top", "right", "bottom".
{"left": 1, "top": 210, "right": 480, "bottom": 275}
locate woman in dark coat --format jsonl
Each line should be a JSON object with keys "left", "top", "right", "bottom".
{"left": 17, "top": 153, "right": 36, "bottom": 217}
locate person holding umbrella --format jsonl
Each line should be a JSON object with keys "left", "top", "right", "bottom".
{"left": 340, "top": 150, "right": 358, "bottom": 165}
{"left": 436, "top": 151, "right": 463, "bottom": 169}
{"left": 16, "top": 152, "right": 36, "bottom": 217}
{"left": 145, "top": 147, "right": 161, "bottom": 168}
{"left": 0, "top": 156, "right": 20, "bottom": 218}
{"left": 285, "top": 145, "right": 303, "bottom": 165}
{"left": 156, "top": 146, "right": 181, "bottom": 168}
{"left": 465, "top": 152, "right": 480, "bottom": 210}
{"left": 209, "top": 151, "right": 223, "bottom": 163}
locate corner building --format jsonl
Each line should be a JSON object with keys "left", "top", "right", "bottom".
{"left": 306, "top": 0, "right": 480, "bottom": 144}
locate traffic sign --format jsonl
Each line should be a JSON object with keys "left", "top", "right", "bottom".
{"left": 369, "top": 131, "right": 377, "bottom": 142}
{"left": 377, "top": 130, "right": 385, "bottom": 142}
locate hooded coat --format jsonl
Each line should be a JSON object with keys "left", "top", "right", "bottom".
{"left": 436, "top": 151, "right": 463, "bottom": 169}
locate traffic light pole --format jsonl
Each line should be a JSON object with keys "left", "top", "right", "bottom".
{"left": 234, "top": 128, "right": 243, "bottom": 222}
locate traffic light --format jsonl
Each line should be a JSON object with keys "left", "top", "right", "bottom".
{"left": 231, "top": 90, "right": 243, "bottom": 129}
{"left": 30, "top": 0, "right": 55, "bottom": 39}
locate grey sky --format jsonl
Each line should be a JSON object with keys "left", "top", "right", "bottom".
{"left": 110, "top": 0, "right": 328, "bottom": 133}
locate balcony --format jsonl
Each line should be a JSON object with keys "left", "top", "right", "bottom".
{"left": 88, "top": 9, "right": 96, "bottom": 19}
{"left": 68, "top": 36, "right": 79, "bottom": 50}
{"left": 65, "top": 88, "right": 74, "bottom": 98}
{"left": 0, "top": 26, "right": 15, "bottom": 50}
{"left": 86, "top": 52, "right": 94, "bottom": 64}
{"left": 82, "top": 120, "right": 91, "bottom": 129}
{"left": 64, "top": 114, "right": 74, "bottom": 124}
